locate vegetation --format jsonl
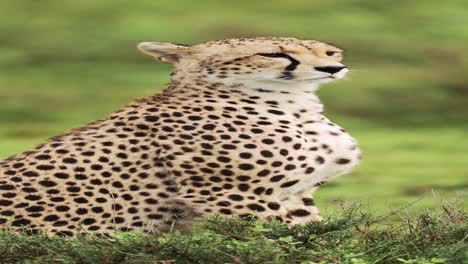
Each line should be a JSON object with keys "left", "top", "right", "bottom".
{"left": 0, "top": 205, "right": 465, "bottom": 264}
{"left": 0, "top": 1, "right": 466, "bottom": 263}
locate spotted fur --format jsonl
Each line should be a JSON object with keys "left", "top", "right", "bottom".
{"left": 0, "top": 37, "right": 361, "bottom": 236}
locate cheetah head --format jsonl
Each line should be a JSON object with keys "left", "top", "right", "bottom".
{"left": 138, "top": 37, "right": 347, "bottom": 89}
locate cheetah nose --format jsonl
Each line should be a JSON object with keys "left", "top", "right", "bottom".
{"left": 314, "top": 66, "right": 347, "bottom": 74}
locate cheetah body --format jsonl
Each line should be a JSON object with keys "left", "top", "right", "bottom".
{"left": 0, "top": 37, "right": 360, "bottom": 235}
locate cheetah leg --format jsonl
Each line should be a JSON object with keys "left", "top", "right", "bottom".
{"left": 281, "top": 189, "right": 322, "bottom": 225}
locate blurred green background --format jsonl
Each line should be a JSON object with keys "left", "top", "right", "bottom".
{"left": 0, "top": 0, "right": 466, "bottom": 214}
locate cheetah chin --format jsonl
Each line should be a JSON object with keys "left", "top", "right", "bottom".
{"left": 0, "top": 37, "right": 361, "bottom": 236}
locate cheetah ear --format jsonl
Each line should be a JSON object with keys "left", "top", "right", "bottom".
{"left": 137, "top": 42, "right": 190, "bottom": 64}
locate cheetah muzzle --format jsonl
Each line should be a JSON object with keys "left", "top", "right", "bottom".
{"left": 0, "top": 37, "right": 361, "bottom": 236}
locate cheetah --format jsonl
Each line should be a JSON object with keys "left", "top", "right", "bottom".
{"left": 0, "top": 37, "right": 361, "bottom": 236}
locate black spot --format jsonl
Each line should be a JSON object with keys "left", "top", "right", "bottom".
{"left": 188, "top": 115, "right": 203, "bottom": 121}
{"left": 26, "top": 206, "right": 44, "bottom": 213}
{"left": 112, "top": 181, "right": 124, "bottom": 188}
{"left": 270, "top": 175, "right": 285, "bottom": 182}
{"left": 222, "top": 144, "right": 236, "bottom": 150}
{"left": 291, "top": 209, "right": 311, "bottom": 217}
{"left": 336, "top": 158, "right": 351, "bottom": 164}
{"left": 43, "top": 215, "right": 59, "bottom": 222}
{"left": 239, "top": 163, "right": 254, "bottom": 171}
{"left": 11, "top": 218, "right": 31, "bottom": 226}
{"left": 257, "top": 170, "right": 270, "bottom": 177}
{"left": 247, "top": 204, "right": 266, "bottom": 212}
{"left": 22, "top": 187, "right": 38, "bottom": 193}
{"left": 209, "top": 176, "right": 222, "bottom": 183}
{"left": 2, "top": 193, "right": 16, "bottom": 198}
{"left": 13, "top": 163, "right": 24, "bottom": 168}
{"left": 74, "top": 197, "right": 88, "bottom": 204}
{"left": 136, "top": 124, "right": 149, "bottom": 130}
{"left": 238, "top": 184, "right": 250, "bottom": 192}
{"left": 0, "top": 184, "right": 15, "bottom": 190}
{"left": 267, "top": 109, "right": 285, "bottom": 115}
{"left": 14, "top": 202, "right": 29, "bottom": 208}
{"left": 302, "top": 198, "right": 315, "bottom": 206}
{"left": 23, "top": 171, "right": 39, "bottom": 177}
{"left": 267, "top": 202, "right": 281, "bottom": 210}
{"left": 201, "top": 143, "right": 213, "bottom": 150}
{"left": 98, "top": 157, "right": 109, "bottom": 163}
{"left": 262, "top": 139, "right": 275, "bottom": 145}
{"left": 216, "top": 201, "right": 231, "bottom": 207}
{"left": 260, "top": 150, "right": 273, "bottom": 158}
{"left": 144, "top": 116, "right": 159, "bottom": 122}
{"left": 0, "top": 210, "right": 14, "bottom": 216}
{"left": 272, "top": 161, "right": 282, "bottom": 167}
{"left": 54, "top": 172, "right": 69, "bottom": 179}
{"left": 82, "top": 218, "right": 96, "bottom": 225}
{"left": 82, "top": 151, "right": 95, "bottom": 156}
{"left": 63, "top": 158, "right": 78, "bottom": 164}
{"left": 239, "top": 152, "right": 252, "bottom": 159}
{"left": 316, "top": 156, "right": 325, "bottom": 164}
{"left": 56, "top": 149, "right": 69, "bottom": 154}
{"left": 228, "top": 194, "right": 244, "bottom": 201}
{"left": 148, "top": 214, "right": 164, "bottom": 220}
{"left": 56, "top": 205, "right": 70, "bottom": 212}
{"left": 145, "top": 198, "right": 159, "bottom": 205}
{"left": 280, "top": 180, "right": 299, "bottom": 188}
{"left": 202, "top": 124, "right": 216, "bottom": 130}
{"left": 0, "top": 200, "right": 13, "bottom": 206}
{"left": 219, "top": 208, "right": 232, "bottom": 215}
{"left": 253, "top": 187, "right": 265, "bottom": 195}
{"left": 220, "top": 169, "right": 234, "bottom": 176}
{"left": 25, "top": 195, "right": 41, "bottom": 201}
{"left": 116, "top": 153, "right": 128, "bottom": 159}
{"left": 35, "top": 155, "right": 51, "bottom": 160}
{"left": 36, "top": 165, "right": 55, "bottom": 171}
{"left": 67, "top": 186, "right": 81, "bottom": 193}
{"left": 53, "top": 221, "right": 68, "bottom": 227}
{"left": 38, "top": 180, "right": 57, "bottom": 187}
{"left": 91, "top": 164, "right": 103, "bottom": 170}
{"left": 76, "top": 208, "right": 88, "bottom": 215}
{"left": 237, "top": 175, "right": 251, "bottom": 181}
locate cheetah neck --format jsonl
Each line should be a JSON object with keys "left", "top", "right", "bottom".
{"left": 237, "top": 82, "right": 325, "bottom": 118}
{"left": 167, "top": 77, "right": 325, "bottom": 118}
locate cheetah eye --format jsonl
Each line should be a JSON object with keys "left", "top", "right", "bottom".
{"left": 325, "top": 51, "right": 337, "bottom": 56}
{"left": 256, "top": 52, "right": 300, "bottom": 71}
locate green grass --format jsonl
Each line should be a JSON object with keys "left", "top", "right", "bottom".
{"left": 0, "top": 205, "right": 465, "bottom": 264}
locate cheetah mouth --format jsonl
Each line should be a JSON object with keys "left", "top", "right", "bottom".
{"left": 298, "top": 76, "right": 334, "bottom": 82}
